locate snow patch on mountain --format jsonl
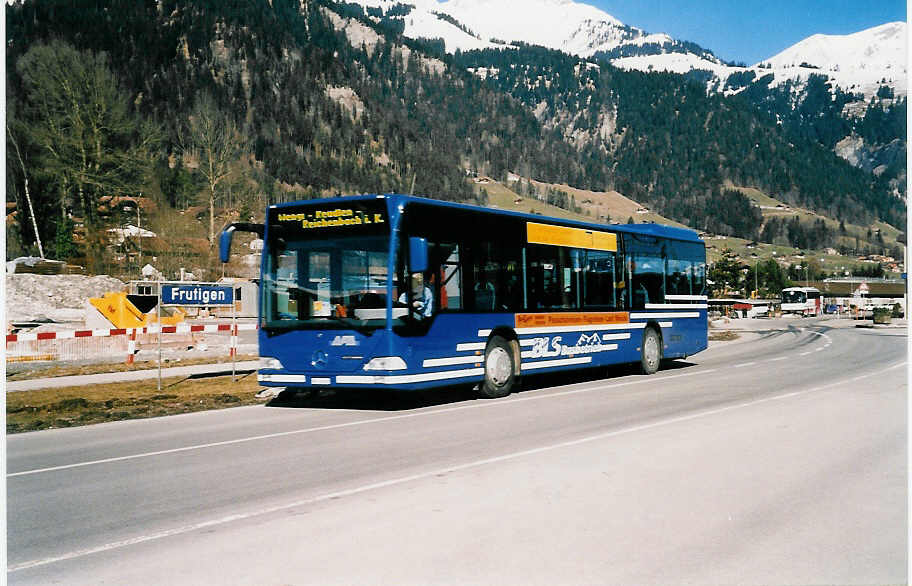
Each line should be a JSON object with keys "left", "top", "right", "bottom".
{"left": 442, "top": 0, "right": 625, "bottom": 54}
{"left": 614, "top": 22, "right": 906, "bottom": 100}
{"left": 756, "top": 22, "right": 907, "bottom": 98}
{"left": 613, "top": 52, "right": 730, "bottom": 77}
{"left": 349, "top": 0, "right": 651, "bottom": 56}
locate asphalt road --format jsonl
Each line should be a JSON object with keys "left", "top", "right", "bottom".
{"left": 7, "top": 318, "right": 907, "bottom": 585}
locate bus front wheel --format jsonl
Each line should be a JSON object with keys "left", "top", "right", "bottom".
{"left": 640, "top": 328, "right": 662, "bottom": 375}
{"left": 479, "top": 336, "right": 516, "bottom": 399}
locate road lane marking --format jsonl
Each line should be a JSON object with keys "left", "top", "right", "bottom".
{"left": 0, "top": 327, "right": 850, "bottom": 479}
{"left": 8, "top": 368, "right": 713, "bottom": 479}
{"left": 734, "top": 362, "right": 756, "bottom": 368}
{"left": 10, "top": 360, "right": 905, "bottom": 573}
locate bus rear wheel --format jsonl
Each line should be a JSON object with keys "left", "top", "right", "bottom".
{"left": 640, "top": 327, "right": 662, "bottom": 375}
{"left": 478, "top": 336, "right": 516, "bottom": 399}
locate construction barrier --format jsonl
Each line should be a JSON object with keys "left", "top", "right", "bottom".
{"left": 86, "top": 291, "right": 186, "bottom": 329}
{"left": 6, "top": 323, "right": 257, "bottom": 363}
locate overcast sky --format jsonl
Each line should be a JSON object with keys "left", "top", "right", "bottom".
{"left": 591, "top": 0, "right": 906, "bottom": 64}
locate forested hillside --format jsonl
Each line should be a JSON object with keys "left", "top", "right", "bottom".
{"left": 735, "top": 73, "right": 906, "bottom": 198}
{"left": 454, "top": 45, "right": 904, "bottom": 230}
{"left": 5, "top": 0, "right": 905, "bottom": 277}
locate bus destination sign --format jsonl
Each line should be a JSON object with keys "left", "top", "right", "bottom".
{"left": 275, "top": 201, "right": 387, "bottom": 233}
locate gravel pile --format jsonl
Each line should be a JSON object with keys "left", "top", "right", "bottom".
{"left": 6, "top": 274, "right": 127, "bottom": 324}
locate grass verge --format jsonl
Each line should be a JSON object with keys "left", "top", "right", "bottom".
{"left": 6, "top": 355, "right": 259, "bottom": 381}
{"left": 7, "top": 372, "right": 262, "bottom": 434}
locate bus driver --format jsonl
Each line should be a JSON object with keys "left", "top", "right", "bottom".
{"left": 399, "top": 273, "right": 434, "bottom": 319}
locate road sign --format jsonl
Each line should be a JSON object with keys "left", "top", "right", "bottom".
{"left": 161, "top": 284, "right": 234, "bottom": 306}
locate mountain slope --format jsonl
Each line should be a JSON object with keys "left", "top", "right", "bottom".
{"left": 453, "top": 44, "right": 904, "bottom": 229}
{"left": 351, "top": 0, "right": 905, "bottom": 191}
{"left": 4, "top": 0, "right": 905, "bottom": 271}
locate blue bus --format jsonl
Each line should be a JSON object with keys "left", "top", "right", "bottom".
{"left": 220, "top": 194, "right": 707, "bottom": 398}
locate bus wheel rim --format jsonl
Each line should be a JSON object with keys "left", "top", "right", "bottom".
{"left": 486, "top": 347, "right": 512, "bottom": 387}
{"left": 644, "top": 336, "right": 659, "bottom": 369}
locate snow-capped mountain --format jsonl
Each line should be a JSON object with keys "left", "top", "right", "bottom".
{"left": 755, "top": 22, "right": 907, "bottom": 97}
{"left": 437, "top": 0, "right": 659, "bottom": 57}
{"left": 351, "top": 0, "right": 682, "bottom": 58}
{"left": 351, "top": 0, "right": 905, "bottom": 99}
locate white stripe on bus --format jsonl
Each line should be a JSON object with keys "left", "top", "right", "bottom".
{"left": 520, "top": 357, "right": 593, "bottom": 370}
{"left": 423, "top": 356, "right": 483, "bottom": 368}
{"left": 645, "top": 303, "right": 708, "bottom": 309}
{"left": 521, "top": 345, "right": 618, "bottom": 360}
{"left": 455, "top": 342, "right": 486, "bottom": 352}
{"left": 629, "top": 312, "right": 701, "bottom": 320}
{"left": 518, "top": 332, "right": 630, "bottom": 346}
{"left": 336, "top": 368, "right": 485, "bottom": 385}
{"left": 480, "top": 322, "right": 647, "bottom": 337}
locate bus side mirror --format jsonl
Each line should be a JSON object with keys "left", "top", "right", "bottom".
{"left": 219, "top": 222, "right": 265, "bottom": 263}
{"left": 219, "top": 225, "right": 236, "bottom": 263}
{"left": 409, "top": 237, "right": 428, "bottom": 274}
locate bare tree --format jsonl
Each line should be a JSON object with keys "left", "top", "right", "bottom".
{"left": 180, "top": 94, "right": 248, "bottom": 244}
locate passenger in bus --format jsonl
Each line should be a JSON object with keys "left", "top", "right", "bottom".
{"left": 399, "top": 273, "right": 434, "bottom": 319}
{"left": 474, "top": 270, "right": 496, "bottom": 310}
{"left": 504, "top": 274, "right": 522, "bottom": 310}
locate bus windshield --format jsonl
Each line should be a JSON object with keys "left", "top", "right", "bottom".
{"left": 262, "top": 235, "right": 391, "bottom": 332}
{"left": 782, "top": 290, "right": 806, "bottom": 304}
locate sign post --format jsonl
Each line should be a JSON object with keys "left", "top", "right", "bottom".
{"left": 231, "top": 292, "right": 237, "bottom": 382}
{"left": 159, "top": 283, "right": 236, "bottom": 382}
{"left": 157, "top": 299, "right": 162, "bottom": 391}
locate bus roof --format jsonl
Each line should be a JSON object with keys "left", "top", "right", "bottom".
{"left": 269, "top": 193, "right": 703, "bottom": 244}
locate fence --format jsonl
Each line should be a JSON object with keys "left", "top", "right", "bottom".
{"left": 6, "top": 323, "right": 258, "bottom": 363}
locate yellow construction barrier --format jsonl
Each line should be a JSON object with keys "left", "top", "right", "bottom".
{"left": 150, "top": 306, "right": 186, "bottom": 326}
{"left": 87, "top": 292, "right": 185, "bottom": 329}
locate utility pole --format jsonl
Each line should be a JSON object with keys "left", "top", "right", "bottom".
{"left": 137, "top": 194, "right": 142, "bottom": 267}
{"left": 755, "top": 260, "right": 759, "bottom": 297}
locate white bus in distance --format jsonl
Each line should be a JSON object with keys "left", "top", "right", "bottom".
{"left": 781, "top": 286, "right": 821, "bottom": 316}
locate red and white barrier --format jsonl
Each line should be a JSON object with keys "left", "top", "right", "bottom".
{"left": 6, "top": 322, "right": 258, "bottom": 363}
{"left": 6, "top": 322, "right": 257, "bottom": 343}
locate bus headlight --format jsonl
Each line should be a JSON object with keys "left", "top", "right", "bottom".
{"left": 363, "top": 357, "right": 407, "bottom": 371}
{"left": 259, "top": 357, "right": 284, "bottom": 370}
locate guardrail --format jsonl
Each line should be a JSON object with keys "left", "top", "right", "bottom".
{"left": 6, "top": 323, "right": 258, "bottom": 364}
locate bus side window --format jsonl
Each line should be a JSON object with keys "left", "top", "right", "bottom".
{"left": 582, "top": 250, "right": 620, "bottom": 310}
{"left": 631, "top": 254, "right": 664, "bottom": 309}
{"left": 692, "top": 261, "right": 706, "bottom": 296}
{"left": 440, "top": 245, "right": 462, "bottom": 310}
{"left": 526, "top": 244, "right": 579, "bottom": 310}
{"left": 467, "top": 241, "right": 524, "bottom": 312}
{"left": 666, "top": 259, "right": 692, "bottom": 296}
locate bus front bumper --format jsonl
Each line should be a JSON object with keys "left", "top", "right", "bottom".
{"left": 257, "top": 367, "right": 485, "bottom": 391}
